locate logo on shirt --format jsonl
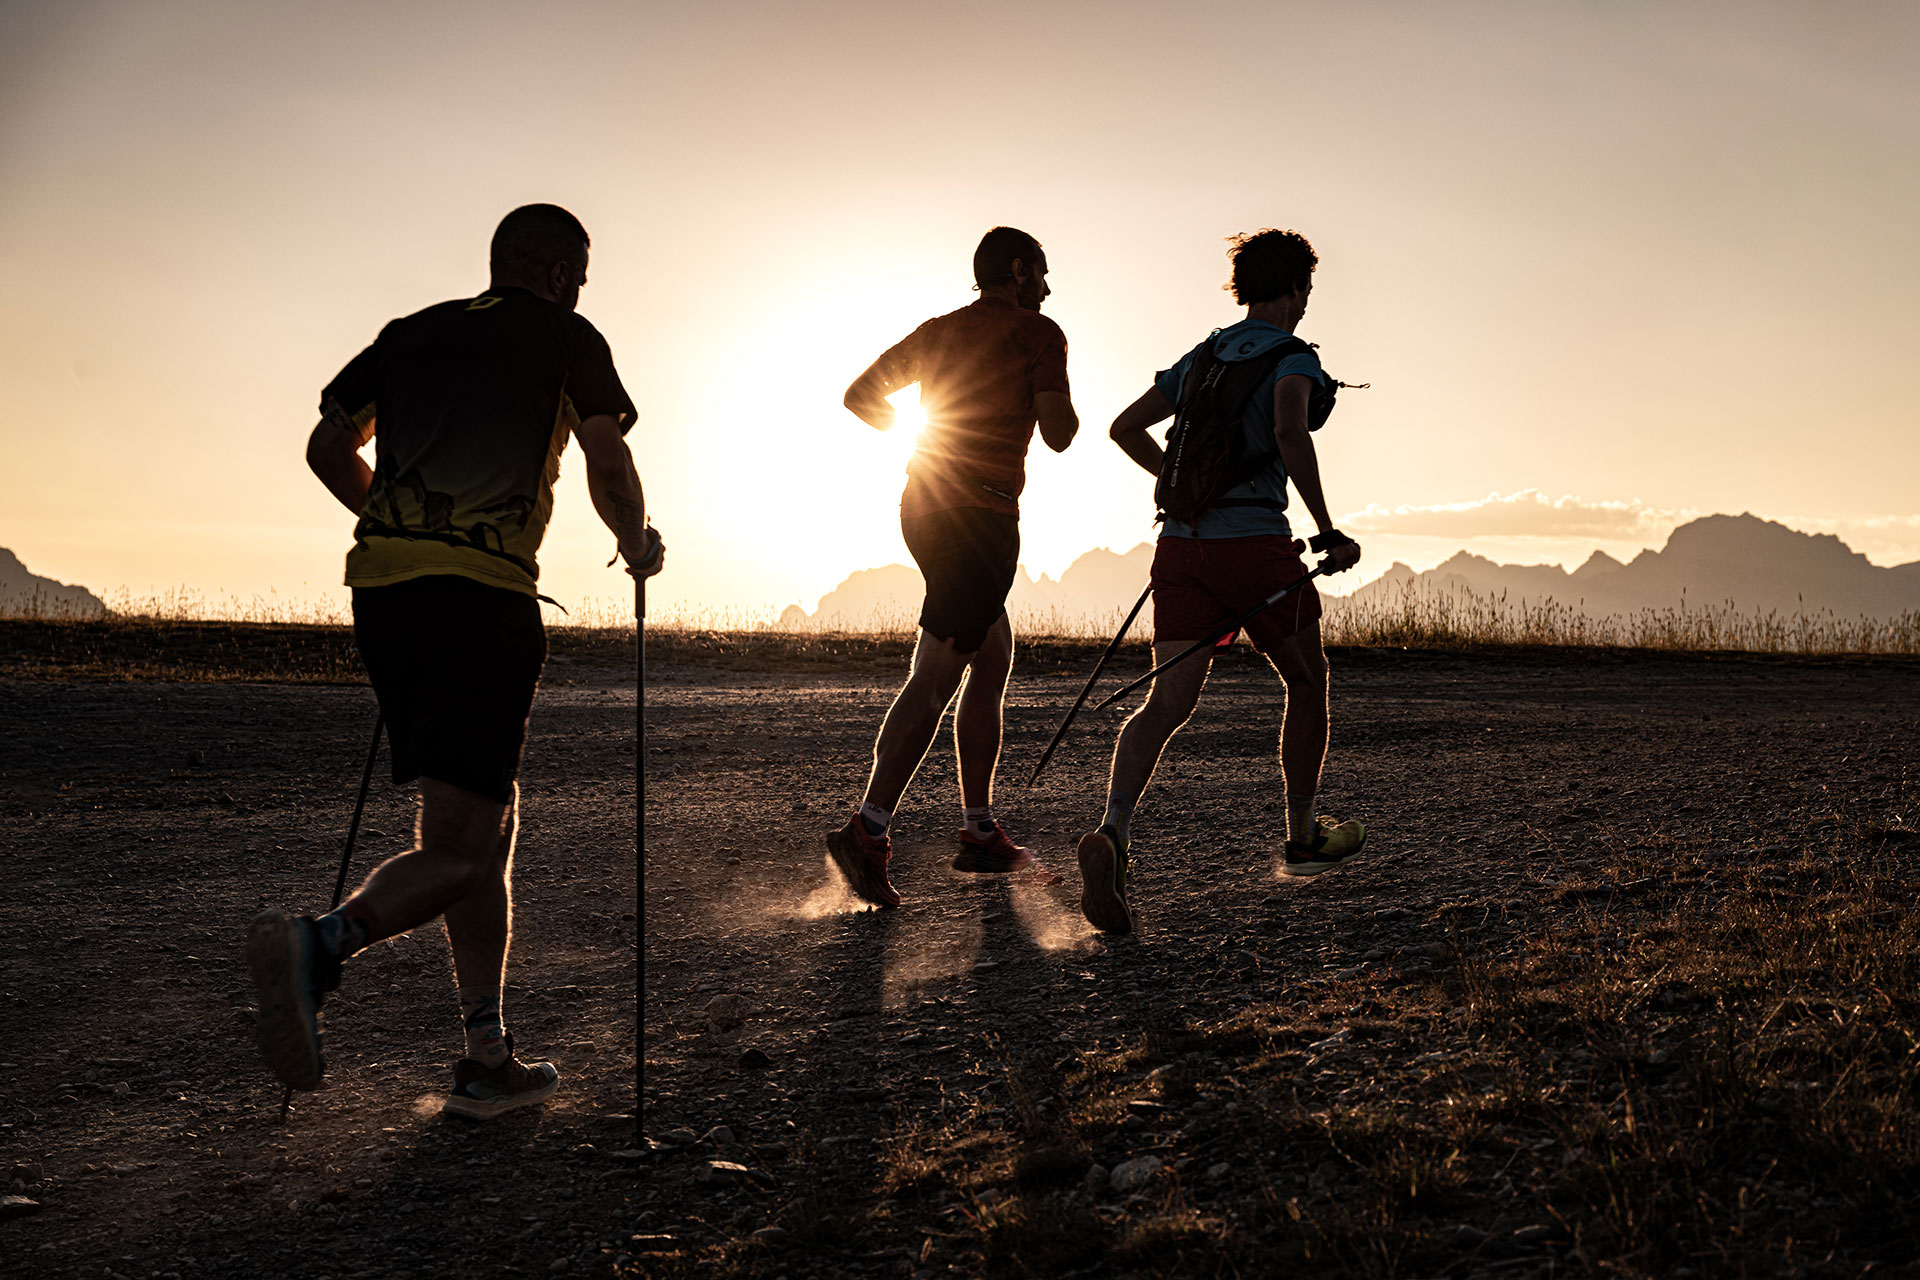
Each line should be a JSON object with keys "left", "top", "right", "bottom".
{"left": 466, "top": 296, "right": 505, "bottom": 311}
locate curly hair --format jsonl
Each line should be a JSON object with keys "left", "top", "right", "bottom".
{"left": 1225, "top": 228, "right": 1317, "bottom": 305}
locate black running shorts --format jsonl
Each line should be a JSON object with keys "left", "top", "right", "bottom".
{"left": 351, "top": 575, "right": 546, "bottom": 805}
{"left": 901, "top": 507, "right": 1019, "bottom": 653}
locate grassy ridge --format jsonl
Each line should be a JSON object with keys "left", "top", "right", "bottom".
{"left": 7, "top": 613, "right": 1920, "bottom": 684}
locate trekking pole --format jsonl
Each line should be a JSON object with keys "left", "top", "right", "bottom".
{"left": 279, "top": 710, "right": 383, "bottom": 1125}
{"left": 1027, "top": 582, "right": 1152, "bottom": 786}
{"left": 1093, "top": 563, "right": 1334, "bottom": 711}
{"left": 633, "top": 575, "right": 647, "bottom": 1150}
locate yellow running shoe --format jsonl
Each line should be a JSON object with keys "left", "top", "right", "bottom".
{"left": 1281, "top": 816, "right": 1367, "bottom": 877}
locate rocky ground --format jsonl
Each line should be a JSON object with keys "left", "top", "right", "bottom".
{"left": 2, "top": 636, "right": 1918, "bottom": 1278}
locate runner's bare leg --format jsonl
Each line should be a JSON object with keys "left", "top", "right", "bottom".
{"left": 954, "top": 612, "right": 1013, "bottom": 808}
{"left": 335, "top": 779, "right": 511, "bottom": 942}
{"left": 444, "top": 785, "right": 517, "bottom": 989}
{"left": 1104, "top": 641, "right": 1212, "bottom": 811}
{"left": 1268, "top": 621, "right": 1330, "bottom": 801}
{"left": 862, "top": 629, "right": 973, "bottom": 814}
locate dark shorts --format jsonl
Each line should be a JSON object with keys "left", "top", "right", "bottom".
{"left": 351, "top": 574, "right": 546, "bottom": 805}
{"left": 1151, "top": 534, "right": 1323, "bottom": 653}
{"left": 901, "top": 507, "right": 1020, "bottom": 653}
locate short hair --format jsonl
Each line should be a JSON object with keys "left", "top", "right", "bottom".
{"left": 490, "top": 204, "right": 590, "bottom": 284}
{"left": 973, "top": 226, "right": 1043, "bottom": 289}
{"left": 1225, "top": 228, "right": 1317, "bottom": 304}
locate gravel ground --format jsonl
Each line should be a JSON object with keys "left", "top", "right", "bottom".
{"left": 2, "top": 643, "right": 1917, "bottom": 1277}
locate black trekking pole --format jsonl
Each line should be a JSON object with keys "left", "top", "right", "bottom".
{"left": 1028, "top": 582, "right": 1152, "bottom": 786}
{"left": 633, "top": 574, "right": 647, "bottom": 1151}
{"left": 1093, "top": 562, "right": 1334, "bottom": 711}
{"left": 279, "top": 711, "right": 383, "bottom": 1125}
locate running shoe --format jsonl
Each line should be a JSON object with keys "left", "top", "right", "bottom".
{"left": 443, "top": 1033, "right": 560, "bottom": 1120}
{"left": 245, "top": 909, "right": 342, "bottom": 1091}
{"left": 1281, "top": 816, "right": 1368, "bottom": 877}
{"left": 826, "top": 816, "right": 902, "bottom": 909}
{"left": 1076, "top": 823, "right": 1134, "bottom": 934}
{"left": 952, "top": 822, "right": 1036, "bottom": 873}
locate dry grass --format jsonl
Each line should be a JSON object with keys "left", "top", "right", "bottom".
{"left": 1321, "top": 581, "right": 1920, "bottom": 655}
{"left": 5, "top": 576, "right": 1918, "bottom": 684}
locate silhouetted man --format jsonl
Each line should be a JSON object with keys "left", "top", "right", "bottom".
{"left": 829, "top": 226, "right": 1080, "bottom": 907}
{"left": 1077, "top": 228, "right": 1364, "bottom": 934}
{"left": 249, "top": 204, "right": 664, "bottom": 1117}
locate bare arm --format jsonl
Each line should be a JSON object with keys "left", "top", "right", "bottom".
{"left": 1274, "top": 375, "right": 1360, "bottom": 571}
{"left": 305, "top": 402, "right": 374, "bottom": 515}
{"left": 1108, "top": 386, "right": 1174, "bottom": 476}
{"left": 843, "top": 358, "right": 901, "bottom": 431}
{"left": 576, "top": 414, "right": 662, "bottom": 576}
{"left": 1034, "top": 390, "right": 1079, "bottom": 453}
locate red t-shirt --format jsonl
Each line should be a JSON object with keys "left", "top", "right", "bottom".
{"left": 872, "top": 295, "right": 1070, "bottom": 520}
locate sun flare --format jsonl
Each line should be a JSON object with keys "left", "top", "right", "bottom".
{"left": 886, "top": 384, "right": 928, "bottom": 438}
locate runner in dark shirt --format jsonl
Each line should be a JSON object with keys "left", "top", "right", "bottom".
{"left": 826, "top": 227, "right": 1080, "bottom": 908}
{"left": 247, "top": 204, "right": 665, "bottom": 1119}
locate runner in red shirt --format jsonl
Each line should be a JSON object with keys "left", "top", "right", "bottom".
{"left": 827, "top": 227, "right": 1081, "bottom": 907}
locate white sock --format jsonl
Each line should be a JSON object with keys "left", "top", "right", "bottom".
{"left": 962, "top": 805, "right": 996, "bottom": 838}
{"left": 858, "top": 802, "right": 892, "bottom": 837}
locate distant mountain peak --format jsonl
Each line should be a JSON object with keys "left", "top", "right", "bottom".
{"left": 1573, "top": 550, "right": 1624, "bottom": 579}
{"left": 0, "top": 548, "right": 107, "bottom": 619}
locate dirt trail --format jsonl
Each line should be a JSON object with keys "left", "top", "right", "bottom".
{"left": 2, "top": 647, "right": 1916, "bottom": 1277}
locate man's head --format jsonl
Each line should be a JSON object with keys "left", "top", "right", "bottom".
{"left": 1225, "top": 227, "right": 1317, "bottom": 309}
{"left": 973, "top": 226, "right": 1050, "bottom": 311}
{"left": 491, "top": 204, "right": 591, "bottom": 310}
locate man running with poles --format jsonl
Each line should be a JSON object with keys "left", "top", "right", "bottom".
{"left": 829, "top": 226, "right": 1082, "bottom": 908}
{"left": 1076, "top": 227, "right": 1365, "bottom": 935}
{"left": 248, "top": 203, "right": 665, "bottom": 1117}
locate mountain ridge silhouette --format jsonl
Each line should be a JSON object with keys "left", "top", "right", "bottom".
{"left": 787, "top": 513, "right": 1920, "bottom": 628}
{"left": 0, "top": 548, "right": 107, "bottom": 619}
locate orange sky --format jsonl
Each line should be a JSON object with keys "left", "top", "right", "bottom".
{"left": 2, "top": 1, "right": 1916, "bottom": 621}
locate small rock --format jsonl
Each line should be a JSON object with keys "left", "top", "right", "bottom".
{"left": 696, "top": 1160, "right": 750, "bottom": 1185}
{"left": 1, "top": 1196, "right": 42, "bottom": 1220}
{"left": 1109, "top": 1155, "right": 1162, "bottom": 1194}
{"left": 703, "top": 1126, "right": 736, "bottom": 1147}
{"left": 111, "top": 1082, "right": 130, "bottom": 1097}
{"left": 737, "top": 1048, "right": 772, "bottom": 1070}
{"left": 548, "top": 1258, "right": 570, "bottom": 1273}
{"left": 569, "top": 1041, "right": 595, "bottom": 1054}
{"left": 705, "top": 994, "right": 749, "bottom": 1032}
{"left": 186, "top": 749, "right": 207, "bottom": 765}
{"left": 751, "top": 1226, "right": 789, "bottom": 1246}
{"left": 629, "top": 1234, "right": 677, "bottom": 1252}
{"left": 1205, "top": 1161, "right": 1232, "bottom": 1182}
{"left": 659, "top": 1128, "right": 698, "bottom": 1146}
{"left": 1084, "top": 1164, "right": 1109, "bottom": 1196}
{"left": 1451, "top": 1224, "right": 1487, "bottom": 1248}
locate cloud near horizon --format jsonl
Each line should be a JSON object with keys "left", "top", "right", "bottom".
{"left": 1341, "top": 491, "right": 1691, "bottom": 542}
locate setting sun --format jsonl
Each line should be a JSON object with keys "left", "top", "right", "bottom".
{"left": 886, "top": 384, "right": 928, "bottom": 438}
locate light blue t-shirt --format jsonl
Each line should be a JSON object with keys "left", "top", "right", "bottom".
{"left": 1153, "top": 318, "right": 1326, "bottom": 540}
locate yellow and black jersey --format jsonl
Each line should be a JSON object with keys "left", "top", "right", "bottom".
{"left": 322, "top": 286, "right": 636, "bottom": 596}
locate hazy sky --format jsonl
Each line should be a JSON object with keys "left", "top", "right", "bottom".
{"left": 3, "top": 0, "right": 1917, "bottom": 621}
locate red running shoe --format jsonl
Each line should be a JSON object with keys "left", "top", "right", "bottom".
{"left": 953, "top": 823, "right": 1060, "bottom": 884}
{"left": 826, "top": 816, "right": 901, "bottom": 908}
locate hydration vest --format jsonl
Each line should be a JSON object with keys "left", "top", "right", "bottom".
{"left": 1153, "top": 332, "right": 1347, "bottom": 524}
